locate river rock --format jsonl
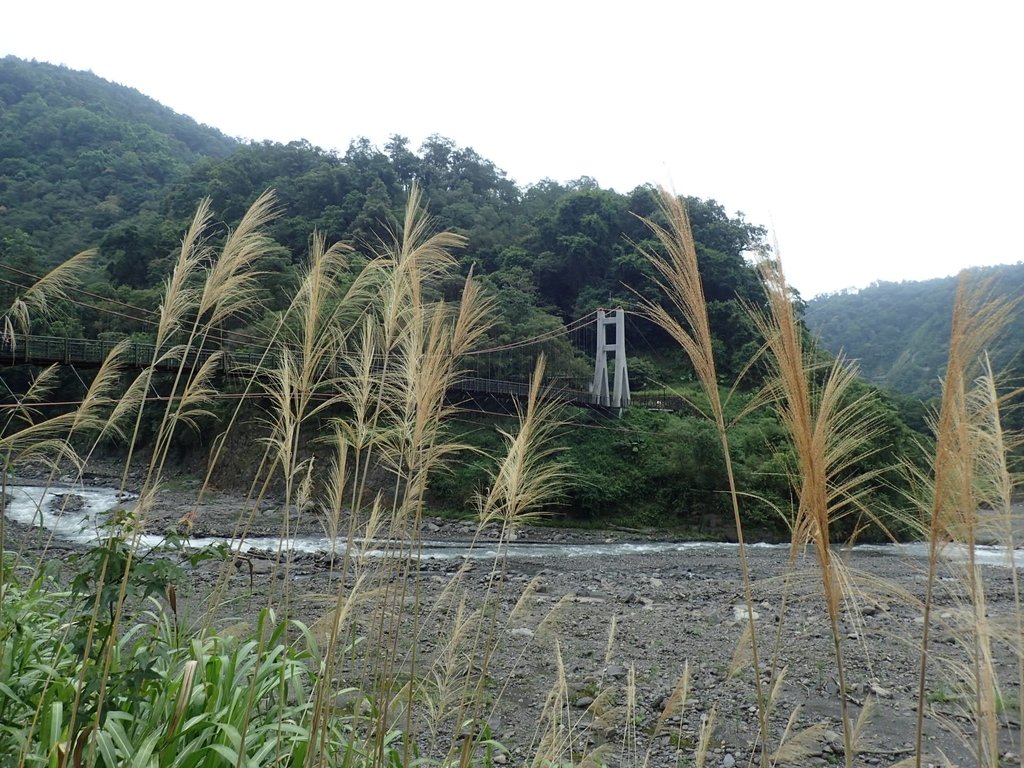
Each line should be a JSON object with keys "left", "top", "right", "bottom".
{"left": 869, "top": 682, "right": 892, "bottom": 698}
{"left": 732, "top": 605, "right": 760, "bottom": 623}
{"left": 49, "top": 493, "right": 86, "bottom": 513}
{"left": 604, "top": 664, "right": 628, "bottom": 679}
{"left": 823, "top": 729, "right": 843, "bottom": 752}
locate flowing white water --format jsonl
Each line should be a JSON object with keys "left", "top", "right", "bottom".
{"left": 4, "top": 485, "right": 129, "bottom": 543}
{"left": 5, "top": 484, "right": 1024, "bottom": 567}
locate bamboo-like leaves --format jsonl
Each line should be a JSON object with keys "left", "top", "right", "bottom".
{"left": 155, "top": 199, "right": 213, "bottom": 348}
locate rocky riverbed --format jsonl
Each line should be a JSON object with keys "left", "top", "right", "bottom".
{"left": 4, "top": 469, "right": 1024, "bottom": 766}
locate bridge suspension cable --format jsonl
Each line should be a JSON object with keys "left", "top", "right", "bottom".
{"left": 0, "top": 263, "right": 162, "bottom": 320}
{"left": 0, "top": 267, "right": 272, "bottom": 347}
{"left": 464, "top": 311, "right": 597, "bottom": 356}
{"left": 3, "top": 264, "right": 640, "bottom": 412}
{"left": 0, "top": 264, "right": 301, "bottom": 348}
{"left": 2, "top": 263, "right": 597, "bottom": 355}
{"left": 0, "top": 276, "right": 160, "bottom": 328}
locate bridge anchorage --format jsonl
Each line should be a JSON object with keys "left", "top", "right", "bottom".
{"left": 589, "top": 308, "right": 630, "bottom": 412}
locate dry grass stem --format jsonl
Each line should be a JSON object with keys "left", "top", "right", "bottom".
{"left": 637, "top": 187, "right": 772, "bottom": 764}
{"left": 1, "top": 249, "right": 93, "bottom": 345}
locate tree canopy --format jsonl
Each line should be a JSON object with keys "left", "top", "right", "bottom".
{"left": 805, "top": 265, "right": 1024, "bottom": 400}
{"left": 0, "top": 56, "right": 931, "bottom": 535}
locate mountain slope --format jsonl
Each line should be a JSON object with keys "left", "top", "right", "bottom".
{"left": 804, "top": 264, "right": 1024, "bottom": 398}
{"left": 0, "top": 56, "right": 236, "bottom": 263}
{"left": 0, "top": 58, "right": 928, "bottom": 533}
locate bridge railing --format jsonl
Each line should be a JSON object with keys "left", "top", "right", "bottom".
{"left": 450, "top": 374, "right": 600, "bottom": 404}
{"left": 0, "top": 334, "right": 124, "bottom": 366}
{"left": 2, "top": 333, "right": 616, "bottom": 408}
{"left": 0, "top": 333, "right": 279, "bottom": 374}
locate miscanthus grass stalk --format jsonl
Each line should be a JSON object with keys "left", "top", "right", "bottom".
{"left": 1, "top": 249, "right": 93, "bottom": 349}
{"left": 444, "top": 355, "right": 568, "bottom": 762}
{"left": 0, "top": 251, "right": 100, "bottom": 626}
{"left": 973, "top": 358, "right": 1024, "bottom": 758}
{"left": 1, "top": 251, "right": 92, "bottom": 523}
{"left": 911, "top": 275, "right": 1019, "bottom": 768}
{"left": 636, "top": 187, "right": 772, "bottom": 765}
{"left": 283, "top": 183, "right": 560, "bottom": 768}
{"left": 75, "top": 192, "right": 284, "bottom": 761}
{"left": 749, "top": 254, "right": 890, "bottom": 767}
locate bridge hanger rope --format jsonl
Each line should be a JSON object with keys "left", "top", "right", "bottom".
{"left": 2, "top": 262, "right": 606, "bottom": 361}
{"left": 464, "top": 311, "right": 597, "bottom": 356}
{"left": 0, "top": 269, "right": 270, "bottom": 347}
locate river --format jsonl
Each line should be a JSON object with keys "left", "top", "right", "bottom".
{"left": 4, "top": 483, "right": 1023, "bottom": 567}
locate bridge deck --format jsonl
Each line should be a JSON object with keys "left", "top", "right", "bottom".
{"left": 1, "top": 333, "right": 639, "bottom": 410}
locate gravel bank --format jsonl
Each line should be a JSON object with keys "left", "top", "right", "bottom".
{"left": 4, "top": 472, "right": 1023, "bottom": 766}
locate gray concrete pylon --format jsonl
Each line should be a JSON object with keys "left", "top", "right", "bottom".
{"left": 590, "top": 308, "right": 630, "bottom": 411}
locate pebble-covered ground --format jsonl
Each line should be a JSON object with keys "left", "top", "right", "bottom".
{"left": 5, "top": 468, "right": 1024, "bottom": 767}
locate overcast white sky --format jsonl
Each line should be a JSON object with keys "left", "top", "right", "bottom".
{"left": 3, "top": 1, "right": 1022, "bottom": 298}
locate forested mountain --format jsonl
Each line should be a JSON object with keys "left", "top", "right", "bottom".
{"left": 1, "top": 57, "right": 769, "bottom": 381}
{"left": 1, "top": 57, "right": 924, "bottom": 534}
{"left": 804, "top": 264, "right": 1024, "bottom": 399}
{"left": 0, "top": 56, "right": 236, "bottom": 264}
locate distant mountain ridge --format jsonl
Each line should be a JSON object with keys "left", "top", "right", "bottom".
{"left": 804, "top": 263, "right": 1024, "bottom": 398}
{"left": 0, "top": 56, "right": 237, "bottom": 261}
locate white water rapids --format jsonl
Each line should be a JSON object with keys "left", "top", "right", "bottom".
{"left": 5, "top": 484, "right": 1024, "bottom": 567}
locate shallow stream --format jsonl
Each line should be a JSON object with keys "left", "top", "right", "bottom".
{"left": 5, "top": 484, "right": 1023, "bottom": 567}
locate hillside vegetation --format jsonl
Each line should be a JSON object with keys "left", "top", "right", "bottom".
{"left": 0, "top": 57, "right": 236, "bottom": 262}
{"left": 0, "top": 56, "right": 926, "bottom": 535}
{"left": 805, "top": 264, "right": 1024, "bottom": 400}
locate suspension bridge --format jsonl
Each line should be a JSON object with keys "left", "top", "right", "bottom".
{"left": 0, "top": 309, "right": 671, "bottom": 412}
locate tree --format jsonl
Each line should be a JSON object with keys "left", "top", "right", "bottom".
{"left": 385, "top": 134, "right": 418, "bottom": 184}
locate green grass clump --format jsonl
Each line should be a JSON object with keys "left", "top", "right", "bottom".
{"left": 0, "top": 560, "right": 347, "bottom": 766}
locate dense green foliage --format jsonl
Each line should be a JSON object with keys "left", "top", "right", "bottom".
{"left": 0, "top": 57, "right": 235, "bottom": 263}
{"left": 0, "top": 554, "right": 354, "bottom": 766}
{"left": 805, "top": 264, "right": 1024, "bottom": 399}
{"left": 1, "top": 58, "right": 767, "bottom": 372}
{"left": 1, "top": 56, "right": 927, "bottom": 535}
{"left": 432, "top": 381, "right": 921, "bottom": 541}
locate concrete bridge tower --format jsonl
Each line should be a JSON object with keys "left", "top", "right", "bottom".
{"left": 590, "top": 308, "right": 630, "bottom": 412}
